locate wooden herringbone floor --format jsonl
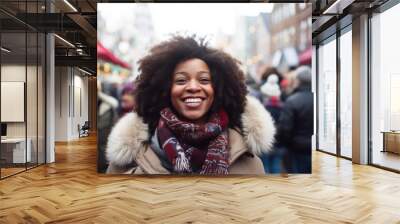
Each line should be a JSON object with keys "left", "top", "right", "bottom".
{"left": 1, "top": 134, "right": 400, "bottom": 223}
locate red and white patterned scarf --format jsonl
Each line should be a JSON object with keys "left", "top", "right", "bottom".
{"left": 156, "top": 108, "right": 229, "bottom": 174}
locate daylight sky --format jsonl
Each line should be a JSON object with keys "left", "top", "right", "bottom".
{"left": 99, "top": 3, "right": 274, "bottom": 40}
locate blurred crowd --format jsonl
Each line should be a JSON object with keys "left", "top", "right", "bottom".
{"left": 254, "top": 65, "right": 313, "bottom": 174}
{"left": 97, "top": 64, "right": 313, "bottom": 174}
{"left": 97, "top": 76, "right": 136, "bottom": 173}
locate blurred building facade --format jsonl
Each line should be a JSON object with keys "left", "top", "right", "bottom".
{"left": 269, "top": 3, "right": 312, "bottom": 73}
{"left": 228, "top": 13, "right": 271, "bottom": 83}
{"left": 270, "top": 3, "right": 312, "bottom": 53}
{"left": 229, "top": 3, "right": 312, "bottom": 81}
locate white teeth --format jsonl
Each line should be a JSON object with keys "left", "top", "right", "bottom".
{"left": 184, "top": 98, "right": 202, "bottom": 103}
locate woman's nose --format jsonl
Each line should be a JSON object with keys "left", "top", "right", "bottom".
{"left": 186, "top": 80, "right": 201, "bottom": 92}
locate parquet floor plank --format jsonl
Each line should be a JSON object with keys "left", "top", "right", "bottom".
{"left": 1, "top": 134, "right": 400, "bottom": 223}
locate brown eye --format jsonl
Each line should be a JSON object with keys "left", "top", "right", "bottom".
{"left": 199, "top": 78, "right": 211, "bottom": 84}
{"left": 175, "top": 79, "right": 187, "bottom": 85}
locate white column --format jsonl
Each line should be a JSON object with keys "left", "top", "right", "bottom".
{"left": 46, "top": 32, "right": 55, "bottom": 163}
{"left": 352, "top": 14, "right": 369, "bottom": 164}
{"left": 45, "top": 0, "right": 56, "bottom": 163}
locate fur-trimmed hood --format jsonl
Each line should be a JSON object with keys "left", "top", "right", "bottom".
{"left": 106, "top": 96, "right": 275, "bottom": 167}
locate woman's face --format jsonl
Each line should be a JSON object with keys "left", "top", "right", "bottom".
{"left": 171, "top": 58, "right": 214, "bottom": 122}
{"left": 121, "top": 93, "right": 135, "bottom": 110}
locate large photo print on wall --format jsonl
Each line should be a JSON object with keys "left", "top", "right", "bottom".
{"left": 97, "top": 3, "right": 313, "bottom": 175}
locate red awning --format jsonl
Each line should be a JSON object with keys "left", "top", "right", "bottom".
{"left": 299, "top": 47, "right": 312, "bottom": 65}
{"left": 97, "top": 42, "right": 132, "bottom": 69}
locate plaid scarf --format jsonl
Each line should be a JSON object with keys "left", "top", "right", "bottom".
{"left": 156, "top": 108, "right": 229, "bottom": 174}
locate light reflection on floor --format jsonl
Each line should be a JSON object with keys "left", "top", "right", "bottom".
{"left": 372, "top": 151, "right": 400, "bottom": 171}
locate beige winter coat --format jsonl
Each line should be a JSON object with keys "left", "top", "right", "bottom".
{"left": 106, "top": 96, "right": 275, "bottom": 175}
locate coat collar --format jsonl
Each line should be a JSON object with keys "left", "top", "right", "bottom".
{"left": 106, "top": 95, "right": 275, "bottom": 168}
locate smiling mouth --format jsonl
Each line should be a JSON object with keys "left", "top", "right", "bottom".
{"left": 183, "top": 97, "right": 204, "bottom": 108}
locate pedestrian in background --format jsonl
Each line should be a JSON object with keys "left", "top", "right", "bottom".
{"left": 277, "top": 66, "right": 313, "bottom": 173}
{"left": 118, "top": 82, "right": 136, "bottom": 118}
{"left": 279, "top": 70, "right": 297, "bottom": 102}
{"left": 260, "top": 74, "right": 282, "bottom": 121}
{"left": 260, "top": 74, "right": 285, "bottom": 173}
{"left": 97, "top": 81, "right": 119, "bottom": 173}
{"left": 245, "top": 74, "right": 263, "bottom": 103}
{"left": 260, "top": 66, "right": 283, "bottom": 86}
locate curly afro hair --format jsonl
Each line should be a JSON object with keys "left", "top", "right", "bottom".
{"left": 135, "top": 35, "right": 248, "bottom": 138}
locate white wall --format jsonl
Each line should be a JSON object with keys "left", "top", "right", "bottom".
{"left": 55, "top": 67, "right": 69, "bottom": 141}
{"left": 81, "top": 75, "right": 89, "bottom": 123}
{"left": 55, "top": 67, "right": 89, "bottom": 141}
{"left": 74, "top": 74, "right": 89, "bottom": 133}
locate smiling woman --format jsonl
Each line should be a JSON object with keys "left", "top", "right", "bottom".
{"left": 105, "top": 36, "right": 276, "bottom": 175}
{"left": 170, "top": 58, "right": 214, "bottom": 123}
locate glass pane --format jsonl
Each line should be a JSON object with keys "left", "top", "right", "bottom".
{"left": 1, "top": 30, "right": 27, "bottom": 177}
{"left": 339, "top": 29, "right": 352, "bottom": 158}
{"left": 38, "top": 33, "right": 45, "bottom": 165}
{"left": 27, "top": 0, "right": 40, "bottom": 170}
{"left": 318, "top": 37, "right": 337, "bottom": 154}
{"left": 371, "top": 5, "right": 400, "bottom": 171}
{"left": 27, "top": 31, "right": 38, "bottom": 169}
